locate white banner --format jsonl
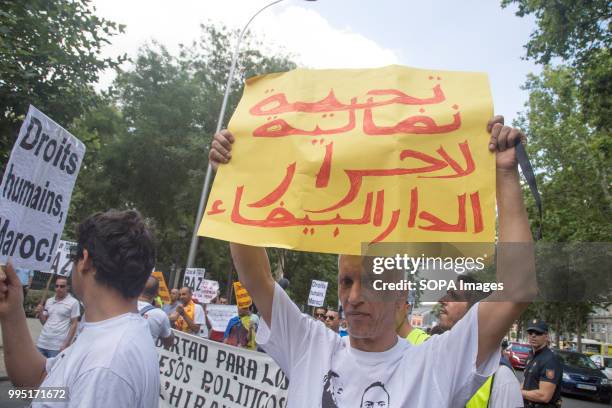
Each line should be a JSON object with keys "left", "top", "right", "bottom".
{"left": 184, "top": 268, "right": 207, "bottom": 303}
{"left": 157, "top": 330, "right": 288, "bottom": 407}
{"left": 307, "top": 279, "right": 329, "bottom": 307}
{"left": 200, "top": 279, "right": 219, "bottom": 304}
{"left": 206, "top": 304, "right": 238, "bottom": 332}
{"left": 43, "top": 240, "right": 77, "bottom": 276}
{"left": 0, "top": 106, "right": 85, "bottom": 269}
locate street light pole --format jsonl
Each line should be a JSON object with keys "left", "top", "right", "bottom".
{"left": 186, "top": 0, "right": 316, "bottom": 268}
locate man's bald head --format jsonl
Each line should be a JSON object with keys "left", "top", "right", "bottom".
{"left": 179, "top": 286, "right": 193, "bottom": 305}
{"left": 142, "top": 276, "right": 159, "bottom": 299}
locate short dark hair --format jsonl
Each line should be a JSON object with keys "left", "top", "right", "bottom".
{"left": 142, "top": 276, "right": 159, "bottom": 298}
{"left": 75, "top": 209, "right": 156, "bottom": 299}
{"left": 55, "top": 276, "right": 69, "bottom": 285}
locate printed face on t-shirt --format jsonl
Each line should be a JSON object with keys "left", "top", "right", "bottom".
{"left": 360, "top": 383, "right": 390, "bottom": 408}
{"left": 337, "top": 255, "right": 400, "bottom": 340}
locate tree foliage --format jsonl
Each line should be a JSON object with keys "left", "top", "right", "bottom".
{"left": 65, "top": 24, "right": 338, "bottom": 303}
{"left": 0, "top": 0, "right": 125, "bottom": 164}
{"left": 503, "top": 0, "right": 611, "bottom": 344}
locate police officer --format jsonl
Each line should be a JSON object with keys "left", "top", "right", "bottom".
{"left": 522, "top": 320, "right": 563, "bottom": 407}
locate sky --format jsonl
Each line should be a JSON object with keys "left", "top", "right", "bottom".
{"left": 93, "top": 0, "right": 541, "bottom": 123}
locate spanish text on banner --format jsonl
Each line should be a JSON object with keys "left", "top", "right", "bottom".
{"left": 157, "top": 329, "right": 288, "bottom": 407}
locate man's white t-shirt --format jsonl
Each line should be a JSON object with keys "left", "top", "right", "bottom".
{"left": 257, "top": 283, "right": 499, "bottom": 408}
{"left": 193, "top": 303, "right": 205, "bottom": 325}
{"left": 33, "top": 313, "right": 160, "bottom": 408}
{"left": 489, "top": 365, "right": 524, "bottom": 408}
{"left": 197, "top": 304, "right": 209, "bottom": 338}
{"left": 137, "top": 300, "right": 172, "bottom": 341}
{"left": 37, "top": 294, "right": 80, "bottom": 351}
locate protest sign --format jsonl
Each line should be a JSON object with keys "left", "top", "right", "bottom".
{"left": 152, "top": 271, "right": 171, "bottom": 304}
{"left": 44, "top": 240, "right": 77, "bottom": 277}
{"left": 200, "top": 66, "right": 495, "bottom": 255}
{"left": 184, "top": 268, "right": 206, "bottom": 303}
{"left": 307, "top": 279, "right": 329, "bottom": 307}
{"left": 206, "top": 304, "right": 238, "bottom": 332}
{"left": 200, "top": 279, "right": 219, "bottom": 304}
{"left": 0, "top": 105, "right": 85, "bottom": 269}
{"left": 184, "top": 268, "right": 206, "bottom": 292}
{"left": 156, "top": 330, "right": 288, "bottom": 407}
{"left": 233, "top": 281, "right": 253, "bottom": 309}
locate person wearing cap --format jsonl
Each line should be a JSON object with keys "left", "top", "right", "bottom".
{"left": 521, "top": 319, "right": 563, "bottom": 408}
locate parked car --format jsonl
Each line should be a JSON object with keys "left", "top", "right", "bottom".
{"left": 590, "top": 354, "right": 612, "bottom": 380}
{"left": 506, "top": 342, "right": 531, "bottom": 370}
{"left": 554, "top": 349, "right": 611, "bottom": 404}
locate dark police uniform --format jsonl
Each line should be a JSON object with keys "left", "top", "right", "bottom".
{"left": 523, "top": 345, "right": 563, "bottom": 408}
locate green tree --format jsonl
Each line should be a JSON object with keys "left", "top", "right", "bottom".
{"left": 503, "top": 0, "right": 611, "bottom": 347}
{"left": 67, "top": 24, "right": 296, "bottom": 294}
{"left": 501, "top": 0, "right": 611, "bottom": 134}
{"left": 0, "top": 0, "right": 125, "bottom": 164}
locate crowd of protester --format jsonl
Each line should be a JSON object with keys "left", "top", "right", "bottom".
{"left": 0, "top": 115, "right": 565, "bottom": 407}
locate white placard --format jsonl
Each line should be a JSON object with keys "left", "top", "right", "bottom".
{"left": 200, "top": 279, "right": 219, "bottom": 304}
{"left": 307, "top": 279, "right": 329, "bottom": 307}
{"left": 183, "top": 268, "right": 205, "bottom": 291}
{"left": 0, "top": 106, "right": 85, "bottom": 269}
{"left": 44, "top": 240, "right": 77, "bottom": 276}
{"left": 157, "top": 330, "right": 288, "bottom": 407}
{"left": 206, "top": 304, "right": 238, "bottom": 332}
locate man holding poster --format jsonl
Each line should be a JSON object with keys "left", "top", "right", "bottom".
{"left": 208, "top": 69, "right": 536, "bottom": 407}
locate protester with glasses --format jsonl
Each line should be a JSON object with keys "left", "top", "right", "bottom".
{"left": 33, "top": 276, "right": 80, "bottom": 358}
{"left": 521, "top": 320, "right": 563, "bottom": 408}
{"left": 324, "top": 309, "right": 340, "bottom": 333}
{"left": 314, "top": 306, "right": 328, "bottom": 322}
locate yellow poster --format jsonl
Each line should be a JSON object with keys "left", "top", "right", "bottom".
{"left": 233, "top": 281, "right": 253, "bottom": 309}
{"left": 152, "top": 271, "right": 171, "bottom": 304}
{"left": 200, "top": 65, "right": 495, "bottom": 255}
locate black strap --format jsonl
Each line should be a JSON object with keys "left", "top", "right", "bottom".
{"left": 139, "top": 304, "right": 156, "bottom": 316}
{"left": 515, "top": 142, "right": 543, "bottom": 240}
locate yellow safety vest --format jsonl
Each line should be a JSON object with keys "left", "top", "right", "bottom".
{"left": 405, "top": 328, "right": 430, "bottom": 345}
{"left": 466, "top": 376, "right": 493, "bottom": 408}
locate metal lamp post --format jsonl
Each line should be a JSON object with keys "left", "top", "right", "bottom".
{"left": 186, "top": 0, "right": 318, "bottom": 269}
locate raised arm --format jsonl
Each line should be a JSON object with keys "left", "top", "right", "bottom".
{"left": 476, "top": 116, "right": 537, "bottom": 366}
{"left": 0, "top": 263, "right": 47, "bottom": 387}
{"left": 210, "top": 130, "right": 275, "bottom": 325}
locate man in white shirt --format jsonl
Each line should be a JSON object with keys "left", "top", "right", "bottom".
{"left": 138, "top": 276, "right": 174, "bottom": 348}
{"left": 34, "top": 276, "right": 80, "bottom": 358}
{"left": 0, "top": 209, "right": 160, "bottom": 408}
{"left": 169, "top": 286, "right": 207, "bottom": 336}
{"left": 208, "top": 116, "right": 537, "bottom": 407}
{"left": 438, "top": 275, "right": 524, "bottom": 408}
